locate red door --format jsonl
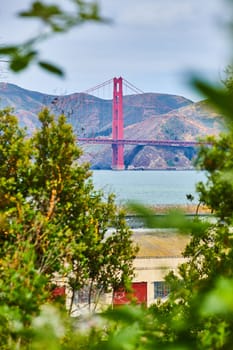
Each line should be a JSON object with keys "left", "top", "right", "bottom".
{"left": 113, "top": 282, "right": 147, "bottom": 306}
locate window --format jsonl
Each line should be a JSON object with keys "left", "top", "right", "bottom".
{"left": 74, "top": 286, "right": 89, "bottom": 304}
{"left": 154, "top": 281, "right": 170, "bottom": 299}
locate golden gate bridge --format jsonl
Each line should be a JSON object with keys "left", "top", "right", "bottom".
{"left": 73, "top": 77, "right": 203, "bottom": 170}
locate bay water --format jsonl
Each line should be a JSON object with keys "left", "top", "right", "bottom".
{"left": 92, "top": 170, "right": 206, "bottom": 206}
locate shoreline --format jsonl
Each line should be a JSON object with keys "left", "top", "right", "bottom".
{"left": 124, "top": 204, "right": 212, "bottom": 216}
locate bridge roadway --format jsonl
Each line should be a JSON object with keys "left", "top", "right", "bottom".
{"left": 77, "top": 137, "right": 204, "bottom": 148}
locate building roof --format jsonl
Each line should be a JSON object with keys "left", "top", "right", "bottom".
{"left": 133, "top": 229, "right": 190, "bottom": 258}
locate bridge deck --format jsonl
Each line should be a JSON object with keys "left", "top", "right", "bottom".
{"left": 77, "top": 137, "right": 205, "bottom": 147}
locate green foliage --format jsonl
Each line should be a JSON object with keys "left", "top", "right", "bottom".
{"left": 193, "top": 78, "right": 233, "bottom": 124}
{"left": 0, "top": 107, "right": 137, "bottom": 348}
{"left": 103, "top": 68, "right": 233, "bottom": 350}
{"left": 128, "top": 202, "right": 210, "bottom": 234}
{"left": 222, "top": 65, "right": 233, "bottom": 93}
{"left": 38, "top": 60, "right": 63, "bottom": 75}
{"left": 0, "top": 1, "right": 105, "bottom": 75}
{"left": 19, "top": 1, "right": 103, "bottom": 30}
{"left": 195, "top": 133, "right": 233, "bottom": 222}
{"left": 2, "top": 2, "right": 233, "bottom": 349}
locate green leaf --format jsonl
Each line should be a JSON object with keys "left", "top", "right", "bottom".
{"left": 38, "top": 61, "right": 64, "bottom": 76}
{"left": 19, "top": 2, "right": 62, "bottom": 20}
{"left": 10, "top": 51, "right": 37, "bottom": 72}
{"left": 0, "top": 46, "right": 18, "bottom": 55}
{"left": 103, "top": 304, "right": 144, "bottom": 324}
{"left": 193, "top": 79, "right": 233, "bottom": 121}
{"left": 200, "top": 277, "right": 233, "bottom": 316}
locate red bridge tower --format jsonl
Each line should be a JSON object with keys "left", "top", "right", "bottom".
{"left": 112, "top": 77, "right": 124, "bottom": 170}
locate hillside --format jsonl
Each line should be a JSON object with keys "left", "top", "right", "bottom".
{"left": 0, "top": 82, "right": 224, "bottom": 169}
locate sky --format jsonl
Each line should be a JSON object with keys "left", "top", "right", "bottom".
{"left": 0, "top": 0, "right": 232, "bottom": 101}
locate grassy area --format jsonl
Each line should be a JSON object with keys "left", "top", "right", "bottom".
{"left": 124, "top": 204, "right": 212, "bottom": 216}
{"left": 149, "top": 204, "right": 212, "bottom": 215}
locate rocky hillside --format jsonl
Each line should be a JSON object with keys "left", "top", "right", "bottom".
{"left": 0, "top": 82, "right": 225, "bottom": 169}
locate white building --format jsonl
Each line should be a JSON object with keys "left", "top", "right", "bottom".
{"left": 128, "top": 228, "right": 189, "bottom": 306}
{"left": 67, "top": 228, "right": 190, "bottom": 314}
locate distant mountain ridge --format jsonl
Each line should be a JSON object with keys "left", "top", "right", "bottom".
{"left": 0, "top": 82, "right": 224, "bottom": 169}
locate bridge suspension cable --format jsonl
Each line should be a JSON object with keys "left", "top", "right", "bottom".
{"left": 83, "top": 78, "right": 113, "bottom": 95}
{"left": 123, "top": 78, "right": 144, "bottom": 94}
{"left": 83, "top": 77, "right": 144, "bottom": 96}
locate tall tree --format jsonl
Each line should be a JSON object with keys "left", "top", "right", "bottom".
{"left": 93, "top": 72, "right": 233, "bottom": 350}
{"left": 0, "top": 108, "right": 137, "bottom": 346}
{"left": 152, "top": 77, "right": 233, "bottom": 349}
